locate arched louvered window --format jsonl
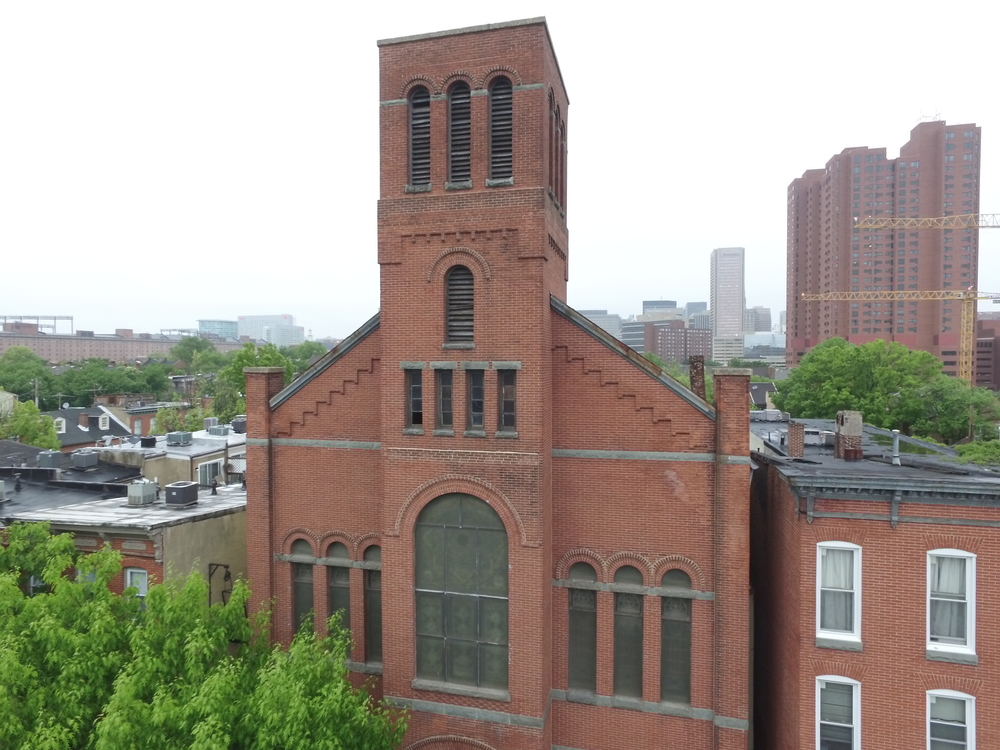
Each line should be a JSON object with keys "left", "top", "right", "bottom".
{"left": 547, "top": 91, "right": 556, "bottom": 194}
{"left": 445, "top": 265, "right": 474, "bottom": 341}
{"left": 660, "top": 569, "right": 692, "bottom": 704}
{"left": 291, "top": 539, "right": 314, "bottom": 632}
{"left": 448, "top": 82, "right": 471, "bottom": 184}
{"left": 568, "top": 562, "right": 597, "bottom": 692}
{"left": 409, "top": 86, "right": 431, "bottom": 187}
{"left": 488, "top": 77, "right": 513, "bottom": 181}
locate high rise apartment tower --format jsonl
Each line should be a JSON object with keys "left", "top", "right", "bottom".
{"left": 710, "top": 247, "right": 746, "bottom": 363}
{"left": 787, "top": 121, "right": 982, "bottom": 373}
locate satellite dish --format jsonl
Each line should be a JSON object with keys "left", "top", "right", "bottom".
{"left": 62, "top": 402, "right": 69, "bottom": 409}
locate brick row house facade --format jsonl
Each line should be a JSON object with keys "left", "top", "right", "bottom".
{"left": 244, "top": 18, "right": 752, "bottom": 750}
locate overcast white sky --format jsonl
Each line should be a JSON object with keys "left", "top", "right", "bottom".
{"left": 2, "top": 1, "right": 998, "bottom": 339}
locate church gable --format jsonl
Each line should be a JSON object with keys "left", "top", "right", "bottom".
{"left": 551, "top": 300, "right": 715, "bottom": 454}
{"left": 269, "top": 316, "right": 382, "bottom": 442}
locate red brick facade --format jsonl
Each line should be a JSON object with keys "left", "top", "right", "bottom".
{"left": 244, "top": 18, "right": 751, "bottom": 750}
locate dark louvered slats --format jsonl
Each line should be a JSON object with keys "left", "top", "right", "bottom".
{"left": 409, "top": 86, "right": 431, "bottom": 186}
{"left": 446, "top": 266, "right": 474, "bottom": 341}
{"left": 489, "top": 78, "right": 513, "bottom": 180}
{"left": 449, "top": 83, "right": 471, "bottom": 182}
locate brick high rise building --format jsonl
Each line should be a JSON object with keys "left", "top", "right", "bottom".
{"left": 244, "top": 18, "right": 752, "bottom": 750}
{"left": 787, "top": 121, "right": 982, "bottom": 373}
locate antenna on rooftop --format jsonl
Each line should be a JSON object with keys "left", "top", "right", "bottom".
{"left": 918, "top": 109, "right": 942, "bottom": 123}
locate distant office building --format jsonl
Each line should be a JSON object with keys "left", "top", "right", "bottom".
{"left": 198, "top": 320, "right": 238, "bottom": 339}
{"left": 642, "top": 300, "right": 677, "bottom": 316}
{"left": 690, "top": 311, "right": 711, "bottom": 330}
{"left": 237, "top": 315, "right": 305, "bottom": 348}
{"left": 653, "top": 320, "right": 712, "bottom": 363}
{"left": 711, "top": 247, "right": 745, "bottom": 363}
{"left": 750, "top": 306, "right": 771, "bottom": 333}
{"left": 787, "top": 121, "right": 981, "bottom": 375}
{"left": 620, "top": 319, "right": 645, "bottom": 352}
{"left": 744, "top": 333, "right": 787, "bottom": 362}
{"left": 778, "top": 310, "right": 786, "bottom": 333}
{"left": 743, "top": 310, "right": 756, "bottom": 335}
{"left": 685, "top": 301, "right": 708, "bottom": 318}
{"left": 579, "top": 310, "right": 623, "bottom": 340}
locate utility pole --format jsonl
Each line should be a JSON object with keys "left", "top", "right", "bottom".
{"left": 34, "top": 378, "right": 39, "bottom": 408}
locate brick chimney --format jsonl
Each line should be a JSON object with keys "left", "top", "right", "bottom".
{"left": 834, "top": 410, "right": 863, "bottom": 460}
{"left": 78, "top": 411, "right": 90, "bottom": 428}
{"left": 787, "top": 421, "right": 805, "bottom": 458}
{"left": 689, "top": 355, "right": 706, "bottom": 400}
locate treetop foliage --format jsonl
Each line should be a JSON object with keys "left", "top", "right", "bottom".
{"left": 0, "top": 400, "right": 61, "bottom": 450}
{"left": 773, "top": 338, "right": 1000, "bottom": 444}
{"left": 0, "top": 521, "right": 407, "bottom": 750}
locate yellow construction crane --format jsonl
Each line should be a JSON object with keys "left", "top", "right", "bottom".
{"left": 800, "top": 290, "right": 1000, "bottom": 385}
{"left": 854, "top": 213, "right": 1000, "bottom": 230}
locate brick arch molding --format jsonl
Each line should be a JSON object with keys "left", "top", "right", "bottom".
{"left": 404, "top": 736, "right": 497, "bottom": 750}
{"left": 317, "top": 531, "right": 357, "bottom": 557}
{"left": 390, "top": 473, "right": 532, "bottom": 547}
{"left": 482, "top": 65, "right": 522, "bottom": 87}
{"left": 605, "top": 551, "right": 654, "bottom": 585}
{"left": 555, "top": 548, "right": 606, "bottom": 582}
{"left": 281, "top": 528, "right": 320, "bottom": 554}
{"left": 652, "top": 554, "right": 707, "bottom": 591}
{"left": 399, "top": 75, "right": 438, "bottom": 99}
{"left": 426, "top": 247, "right": 492, "bottom": 283}
{"left": 355, "top": 531, "right": 382, "bottom": 557}
{"left": 441, "top": 71, "right": 476, "bottom": 92}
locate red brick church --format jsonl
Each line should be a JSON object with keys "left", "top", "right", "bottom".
{"left": 244, "top": 17, "right": 752, "bottom": 750}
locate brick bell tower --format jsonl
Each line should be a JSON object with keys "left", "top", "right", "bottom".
{"left": 376, "top": 17, "right": 568, "bottom": 749}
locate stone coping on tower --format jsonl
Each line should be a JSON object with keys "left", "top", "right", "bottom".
{"left": 377, "top": 17, "right": 546, "bottom": 47}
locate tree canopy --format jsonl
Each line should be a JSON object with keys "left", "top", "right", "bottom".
{"left": 211, "top": 344, "right": 294, "bottom": 423}
{"left": 168, "top": 337, "right": 217, "bottom": 372}
{"left": 773, "top": 338, "right": 1000, "bottom": 444}
{"left": 0, "top": 400, "right": 61, "bottom": 449}
{"left": 0, "top": 521, "right": 407, "bottom": 750}
{"left": 0, "top": 347, "right": 55, "bottom": 406}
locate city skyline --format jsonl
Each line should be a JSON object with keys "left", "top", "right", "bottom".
{"left": 2, "top": 3, "right": 998, "bottom": 339}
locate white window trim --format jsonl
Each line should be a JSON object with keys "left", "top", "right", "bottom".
{"left": 125, "top": 567, "right": 148, "bottom": 597}
{"left": 927, "top": 689, "right": 975, "bottom": 750}
{"left": 197, "top": 459, "right": 224, "bottom": 486}
{"left": 98, "top": 414, "right": 110, "bottom": 430}
{"left": 53, "top": 417, "right": 66, "bottom": 434}
{"left": 927, "top": 549, "right": 976, "bottom": 656}
{"left": 816, "top": 675, "right": 860, "bottom": 750}
{"left": 816, "top": 541, "right": 862, "bottom": 641}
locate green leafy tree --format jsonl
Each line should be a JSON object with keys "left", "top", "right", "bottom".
{"left": 642, "top": 352, "right": 714, "bottom": 401}
{"left": 0, "top": 346, "right": 55, "bottom": 406}
{"left": 212, "top": 344, "right": 293, "bottom": 423}
{"left": 56, "top": 360, "right": 149, "bottom": 406}
{"left": 168, "top": 337, "right": 216, "bottom": 373}
{"left": 191, "top": 348, "right": 228, "bottom": 375}
{"left": 153, "top": 406, "right": 214, "bottom": 434}
{"left": 955, "top": 440, "right": 1000, "bottom": 465}
{"left": 280, "top": 341, "right": 328, "bottom": 375}
{"left": 0, "top": 400, "right": 61, "bottom": 449}
{"left": 140, "top": 364, "right": 173, "bottom": 398}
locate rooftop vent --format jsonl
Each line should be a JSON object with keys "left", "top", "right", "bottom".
{"left": 72, "top": 450, "right": 99, "bottom": 469}
{"left": 166, "top": 431, "right": 192, "bottom": 446}
{"left": 37, "top": 450, "right": 62, "bottom": 469}
{"left": 164, "top": 480, "right": 198, "bottom": 507}
{"left": 140, "top": 436, "right": 157, "bottom": 448}
{"left": 208, "top": 425, "right": 230, "bottom": 436}
{"left": 231, "top": 417, "right": 247, "bottom": 434}
{"left": 0, "top": 480, "right": 6, "bottom": 502}
{"left": 127, "top": 481, "right": 157, "bottom": 506}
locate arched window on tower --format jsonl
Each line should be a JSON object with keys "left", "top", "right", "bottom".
{"left": 409, "top": 85, "right": 431, "bottom": 187}
{"left": 326, "top": 542, "right": 351, "bottom": 650}
{"left": 568, "top": 562, "right": 597, "bottom": 692}
{"left": 445, "top": 265, "right": 474, "bottom": 342}
{"left": 488, "top": 76, "right": 513, "bottom": 181}
{"left": 660, "top": 569, "right": 692, "bottom": 704}
{"left": 291, "top": 539, "right": 314, "bottom": 632}
{"left": 415, "top": 493, "right": 508, "bottom": 690}
{"left": 613, "top": 565, "right": 644, "bottom": 698}
{"left": 448, "top": 82, "right": 471, "bottom": 184}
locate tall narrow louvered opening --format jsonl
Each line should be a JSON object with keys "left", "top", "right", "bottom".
{"left": 489, "top": 77, "right": 513, "bottom": 180}
{"left": 409, "top": 86, "right": 431, "bottom": 186}
{"left": 448, "top": 82, "right": 471, "bottom": 183}
{"left": 445, "top": 265, "right": 474, "bottom": 341}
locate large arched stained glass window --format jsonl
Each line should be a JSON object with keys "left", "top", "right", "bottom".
{"left": 415, "top": 493, "right": 508, "bottom": 690}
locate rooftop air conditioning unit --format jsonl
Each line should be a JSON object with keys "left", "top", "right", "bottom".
{"left": 208, "top": 425, "right": 230, "bottom": 436}
{"left": 140, "top": 436, "right": 157, "bottom": 448}
{"left": 0, "top": 480, "right": 6, "bottom": 502}
{"left": 37, "top": 450, "right": 62, "bottom": 469}
{"left": 231, "top": 417, "right": 247, "bottom": 434}
{"left": 203, "top": 417, "right": 219, "bottom": 429}
{"left": 166, "top": 431, "right": 192, "bottom": 446}
{"left": 127, "top": 482, "right": 157, "bottom": 506}
{"left": 72, "top": 450, "right": 99, "bottom": 469}
{"left": 164, "top": 480, "right": 199, "bottom": 507}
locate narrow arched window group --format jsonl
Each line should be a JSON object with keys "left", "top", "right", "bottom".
{"left": 407, "top": 77, "right": 515, "bottom": 189}
{"left": 567, "top": 563, "right": 692, "bottom": 704}
{"left": 289, "top": 538, "right": 383, "bottom": 665}
{"left": 548, "top": 90, "right": 567, "bottom": 209}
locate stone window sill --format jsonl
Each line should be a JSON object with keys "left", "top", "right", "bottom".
{"left": 405, "top": 184, "right": 432, "bottom": 193}
{"left": 446, "top": 180, "right": 472, "bottom": 190}
{"left": 442, "top": 342, "right": 475, "bottom": 350}
{"left": 464, "top": 429, "right": 486, "bottom": 438}
{"left": 926, "top": 649, "right": 978, "bottom": 666}
{"left": 346, "top": 660, "right": 383, "bottom": 675}
{"left": 433, "top": 429, "right": 455, "bottom": 437}
{"left": 411, "top": 678, "right": 510, "bottom": 702}
{"left": 486, "top": 177, "right": 514, "bottom": 187}
{"left": 816, "top": 636, "right": 863, "bottom": 652}
{"left": 402, "top": 427, "right": 424, "bottom": 436}
{"left": 495, "top": 430, "right": 519, "bottom": 439}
